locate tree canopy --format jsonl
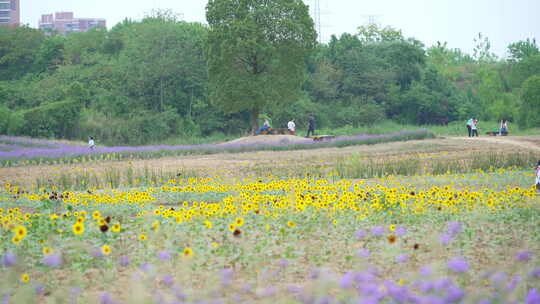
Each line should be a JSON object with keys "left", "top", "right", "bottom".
{"left": 205, "top": 0, "right": 316, "bottom": 132}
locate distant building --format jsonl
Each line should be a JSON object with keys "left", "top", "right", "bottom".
{"left": 0, "top": 0, "right": 20, "bottom": 26}
{"left": 39, "top": 12, "right": 106, "bottom": 35}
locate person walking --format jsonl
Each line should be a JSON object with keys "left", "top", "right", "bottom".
{"left": 88, "top": 136, "right": 96, "bottom": 149}
{"left": 306, "top": 114, "right": 316, "bottom": 138}
{"left": 466, "top": 118, "right": 473, "bottom": 137}
{"left": 471, "top": 119, "right": 479, "bottom": 137}
{"left": 287, "top": 119, "right": 296, "bottom": 135}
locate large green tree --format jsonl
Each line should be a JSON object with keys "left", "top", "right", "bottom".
{"left": 205, "top": 0, "right": 316, "bottom": 132}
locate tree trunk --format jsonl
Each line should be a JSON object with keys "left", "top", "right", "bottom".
{"left": 250, "top": 108, "right": 259, "bottom": 135}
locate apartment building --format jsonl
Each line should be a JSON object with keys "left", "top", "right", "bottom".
{"left": 0, "top": 0, "right": 20, "bottom": 26}
{"left": 39, "top": 11, "right": 106, "bottom": 35}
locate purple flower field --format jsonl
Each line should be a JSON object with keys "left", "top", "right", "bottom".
{"left": 0, "top": 130, "right": 431, "bottom": 162}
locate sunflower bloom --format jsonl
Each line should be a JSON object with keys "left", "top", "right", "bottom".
{"left": 112, "top": 224, "right": 121, "bottom": 232}
{"left": 72, "top": 223, "right": 84, "bottom": 235}
{"left": 42, "top": 247, "right": 52, "bottom": 255}
{"left": 20, "top": 273, "right": 30, "bottom": 283}
{"left": 101, "top": 245, "right": 111, "bottom": 256}
{"left": 235, "top": 217, "right": 245, "bottom": 227}
{"left": 183, "top": 247, "right": 194, "bottom": 258}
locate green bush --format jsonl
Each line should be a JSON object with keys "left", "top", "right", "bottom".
{"left": 18, "top": 100, "right": 81, "bottom": 138}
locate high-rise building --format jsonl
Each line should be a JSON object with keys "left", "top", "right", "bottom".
{"left": 0, "top": 0, "right": 20, "bottom": 26}
{"left": 39, "top": 11, "right": 106, "bottom": 35}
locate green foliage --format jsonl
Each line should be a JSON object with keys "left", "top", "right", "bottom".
{"left": 18, "top": 100, "right": 81, "bottom": 138}
{"left": 507, "top": 38, "right": 539, "bottom": 62}
{"left": 0, "top": 26, "right": 44, "bottom": 80}
{"left": 520, "top": 75, "right": 540, "bottom": 128}
{"left": 206, "top": 0, "right": 317, "bottom": 131}
{"left": 0, "top": 16, "right": 538, "bottom": 143}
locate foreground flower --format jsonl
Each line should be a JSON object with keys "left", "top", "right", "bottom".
{"left": 1, "top": 252, "right": 17, "bottom": 266}
{"left": 101, "top": 245, "right": 111, "bottom": 256}
{"left": 72, "top": 223, "right": 84, "bottom": 235}
{"left": 158, "top": 250, "right": 171, "bottom": 260}
{"left": 516, "top": 250, "right": 532, "bottom": 262}
{"left": 183, "top": 247, "right": 193, "bottom": 258}
{"left": 371, "top": 226, "right": 384, "bottom": 236}
{"left": 526, "top": 289, "right": 540, "bottom": 304}
{"left": 448, "top": 257, "right": 469, "bottom": 273}
{"left": 111, "top": 224, "right": 121, "bottom": 233}
{"left": 42, "top": 253, "right": 62, "bottom": 268}
{"left": 42, "top": 247, "right": 52, "bottom": 255}
{"left": 20, "top": 273, "right": 30, "bottom": 283}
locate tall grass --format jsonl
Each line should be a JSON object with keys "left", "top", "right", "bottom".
{"left": 335, "top": 151, "right": 540, "bottom": 178}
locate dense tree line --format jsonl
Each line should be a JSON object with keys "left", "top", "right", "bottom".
{"left": 0, "top": 8, "right": 538, "bottom": 144}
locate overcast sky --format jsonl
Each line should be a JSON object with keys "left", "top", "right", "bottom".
{"left": 21, "top": 0, "right": 539, "bottom": 58}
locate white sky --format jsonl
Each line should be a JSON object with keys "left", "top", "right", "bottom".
{"left": 22, "top": 0, "right": 540, "bottom": 58}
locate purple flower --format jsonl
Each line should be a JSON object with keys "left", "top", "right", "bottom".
{"left": 278, "top": 258, "right": 289, "bottom": 268}
{"left": 526, "top": 289, "right": 540, "bottom": 304}
{"left": 1, "top": 252, "right": 17, "bottom": 266}
{"left": 241, "top": 284, "right": 253, "bottom": 293}
{"left": 340, "top": 271, "right": 354, "bottom": 289}
{"left": 516, "top": 250, "right": 532, "bottom": 262}
{"left": 507, "top": 275, "right": 521, "bottom": 292}
{"left": 42, "top": 253, "right": 62, "bottom": 267}
{"left": 99, "top": 292, "right": 113, "bottom": 304}
{"left": 419, "top": 266, "right": 432, "bottom": 276}
{"left": 490, "top": 272, "right": 507, "bottom": 287}
{"left": 287, "top": 285, "right": 302, "bottom": 295}
{"left": 357, "top": 248, "right": 371, "bottom": 258}
{"left": 445, "top": 285, "right": 465, "bottom": 302}
{"left": 139, "top": 263, "right": 153, "bottom": 273}
{"left": 530, "top": 268, "right": 540, "bottom": 279}
{"left": 91, "top": 248, "right": 104, "bottom": 258}
{"left": 396, "top": 254, "right": 409, "bottom": 264}
{"left": 34, "top": 284, "right": 46, "bottom": 295}
{"left": 439, "top": 233, "right": 453, "bottom": 246}
{"left": 118, "top": 256, "right": 130, "bottom": 266}
{"left": 418, "top": 281, "right": 434, "bottom": 293}
{"left": 173, "top": 286, "right": 186, "bottom": 301}
{"left": 158, "top": 250, "right": 171, "bottom": 261}
{"left": 478, "top": 300, "right": 491, "bottom": 304}
{"left": 371, "top": 226, "right": 384, "bottom": 236}
{"left": 447, "top": 257, "right": 469, "bottom": 273}
{"left": 395, "top": 226, "right": 407, "bottom": 237}
{"left": 309, "top": 268, "right": 320, "bottom": 280}
{"left": 355, "top": 229, "right": 366, "bottom": 240}
{"left": 161, "top": 274, "right": 174, "bottom": 286}
{"left": 447, "top": 221, "right": 463, "bottom": 235}
{"left": 221, "top": 268, "right": 234, "bottom": 286}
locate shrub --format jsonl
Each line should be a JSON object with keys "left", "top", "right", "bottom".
{"left": 18, "top": 100, "right": 81, "bottom": 138}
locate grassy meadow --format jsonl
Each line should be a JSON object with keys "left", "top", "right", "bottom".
{"left": 1, "top": 132, "right": 540, "bottom": 304}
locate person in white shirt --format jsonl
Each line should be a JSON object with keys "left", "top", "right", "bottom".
{"left": 88, "top": 136, "right": 96, "bottom": 149}
{"left": 287, "top": 120, "right": 296, "bottom": 135}
{"left": 471, "top": 119, "right": 478, "bottom": 137}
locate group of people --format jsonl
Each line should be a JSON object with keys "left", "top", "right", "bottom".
{"left": 466, "top": 118, "right": 479, "bottom": 137}
{"left": 256, "top": 114, "right": 317, "bottom": 138}
{"left": 466, "top": 119, "right": 509, "bottom": 137}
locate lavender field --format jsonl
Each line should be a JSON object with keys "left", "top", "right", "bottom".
{"left": 0, "top": 130, "right": 433, "bottom": 166}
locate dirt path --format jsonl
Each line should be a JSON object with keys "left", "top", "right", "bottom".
{"left": 453, "top": 136, "right": 540, "bottom": 151}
